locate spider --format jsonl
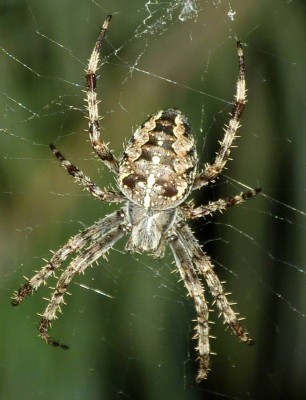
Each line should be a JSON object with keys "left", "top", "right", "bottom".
{"left": 12, "top": 15, "right": 261, "bottom": 382}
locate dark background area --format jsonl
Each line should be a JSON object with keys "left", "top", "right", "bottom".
{"left": 1, "top": 1, "right": 305, "bottom": 399}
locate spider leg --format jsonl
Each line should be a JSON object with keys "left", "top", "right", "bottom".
{"left": 194, "top": 42, "right": 246, "bottom": 189}
{"left": 177, "top": 223, "right": 253, "bottom": 345}
{"left": 181, "top": 188, "right": 261, "bottom": 220}
{"left": 86, "top": 15, "right": 119, "bottom": 173}
{"left": 50, "top": 144, "right": 125, "bottom": 203}
{"left": 12, "top": 211, "right": 125, "bottom": 305}
{"left": 169, "top": 232, "right": 211, "bottom": 382}
{"left": 38, "top": 222, "right": 127, "bottom": 349}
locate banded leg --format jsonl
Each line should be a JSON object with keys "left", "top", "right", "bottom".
{"left": 38, "top": 224, "right": 126, "bottom": 349}
{"left": 86, "top": 15, "right": 119, "bottom": 173}
{"left": 12, "top": 211, "right": 125, "bottom": 305}
{"left": 50, "top": 144, "right": 124, "bottom": 203}
{"left": 169, "top": 234, "right": 211, "bottom": 382}
{"left": 177, "top": 223, "right": 253, "bottom": 345}
{"left": 194, "top": 42, "right": 246, "bottom": 189}
{"left": 181, "top": 188, "right": 261, "bottom": 220}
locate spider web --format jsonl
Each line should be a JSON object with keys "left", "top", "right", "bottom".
{"left": 1, "top": 1, "right": 305, "bottom": 399}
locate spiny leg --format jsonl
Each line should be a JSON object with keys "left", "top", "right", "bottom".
{"left": 169, "top": 233, "right": 211, "bottom": 382}
{"left": 50, "top": 144, "right": 124, "bottom": 203}
{"left": 12, "top": 211, "right": 125, "bottom": 305}
{"left": 194, "top": 42, "right": 246, "bottom": 189}
{"left": 86, "top": 15, "right": 119, "bottom": 173}
{"left": 38, "top": 224, "right": 126, "bottom": 349}
{"left": 181, "top": 188, "right": 261, "bottom": 220}
{"left": 177, "top": 223, "right": 253, "bottom": 345}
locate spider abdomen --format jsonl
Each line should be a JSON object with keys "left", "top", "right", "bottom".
{"left": 118, "top": 109, "right": 198, "bottom": 210}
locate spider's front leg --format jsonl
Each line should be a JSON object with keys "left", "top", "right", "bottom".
{"left": 38, "top": 222, "right": 126, "bottom": 349}
{"left": 11, "top": 226, "right": 101, "bottom": 306}
{"left": 169, "top": 232, "right": 211, "bottom": 382}
{"left": 178, "top": 223, "right": 253, "bottom": 346}
{"left": 11, "top": 212, "right": 124, "bottom": 305}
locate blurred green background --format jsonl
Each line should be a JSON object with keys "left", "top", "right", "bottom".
{"left": 1, "top": 1, "right": 305, "bottom": 399}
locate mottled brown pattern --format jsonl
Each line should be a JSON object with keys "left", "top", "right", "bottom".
{"left": 119, "top": 109, "right": 197, "bottom": 209}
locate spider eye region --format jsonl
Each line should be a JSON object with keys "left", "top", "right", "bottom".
{"left": 118, "top": 108, "right": 198, "bottom": 210}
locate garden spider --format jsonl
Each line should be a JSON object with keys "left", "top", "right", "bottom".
{"left": 12, "top": 15, "right": 261, "bottom": 382}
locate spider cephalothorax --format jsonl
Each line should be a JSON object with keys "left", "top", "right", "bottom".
{"left": 12, "top": 15, "right": 261, "bottom": 382}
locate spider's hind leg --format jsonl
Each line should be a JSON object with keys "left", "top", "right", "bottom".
{"left": 193, "top": 41, "right": 246, "bottom": 190}
{"left": 85, "top": 15, "right": 119, "bottom": 173}
{"left": 50, "top": 144, "right": 125, "bottom": 203}
{"left": 181, "top": 188, "right": 261, "bottom": 220}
